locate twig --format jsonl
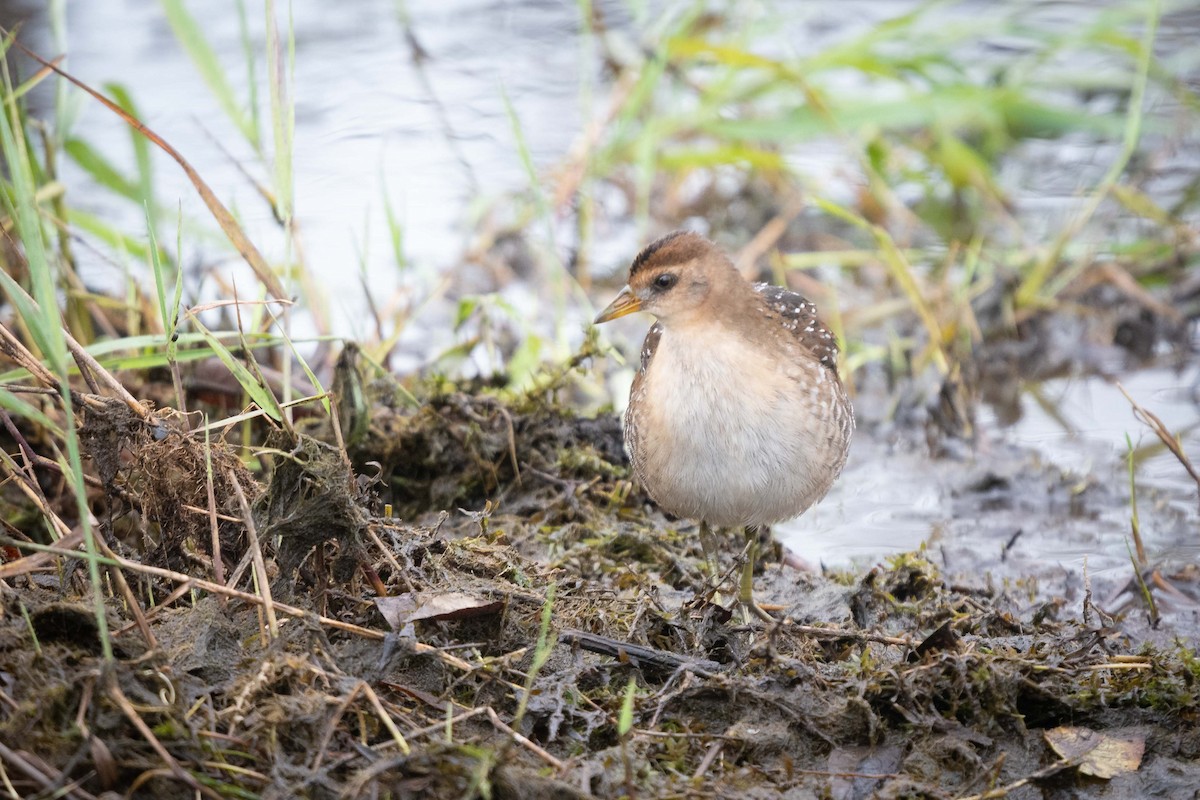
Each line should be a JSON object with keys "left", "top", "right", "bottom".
{"left": 366, "top": 525, "right": 413, "bottom": 592}
{"left": 64, "top": 338, "right": 148, "bottom": 418}
{"left": 0, "top": 421, "right": 108, "bottom": 493}
{"left": 485, "top": 707, "right": 565, "bottom": 771}
{"left": 71, "top": 348, "right": 102, "bottom": 396}
{"left": 790, "top": 767, "right": 903, "bottom": 779}
{"left": 785, "top": 623, "right": 913, "bottom": 648}
{"left": 3, "top": 276, "right": 152, "bottom": 421}
{"left": 112, "top": 581, "right": 193, "bottom": 637}
{"left": 94, "top": 536, "right": 157, "bottom": 649}
{"left": 228, "top": 470, "right": 278, "bottom": 639}
{"left": 311, "top": 681, "right": 411, "bottom": 775}
{"left": 497, "top": 405, "right": 521, "bottom": 486}
{"left": 690, "top": 739, "right": 724, "bottom": 783}
{"left": 954, "top": 758, "right": 1073, "bottom": 800}
{"left": 0, "top": 441, "right": 80, "bottom": 546}
{"left": 393, "top": 707, "right": 489, "bottom": 747}
{"left": 0, "top": 320, "right": 60, "bottom": 388}
{"left": 0, "top": 527, "right": 85, "bottom": 578}
{"left": 204, "top": 431, "right": 226, "bottom": 593}
{"left": 0, "top": 740, "right": 98, "bottom": 800}
{"left": 73, "top": 676, "right": 118, "bottom": 790}
{"left": 1151, "top": 570, "right": 1197, "bottom": 603}
{"left": 181, "top": 504, "right": 240, "bottom": 523}
{"left": 559, "top": 629, "right": 725, "bottom": 678}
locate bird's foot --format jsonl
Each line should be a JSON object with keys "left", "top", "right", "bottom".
{"left": 739, "top": 596, "right": 778, "bottom": 625}
{"left": 737, "top": 531, "right": 779, "bottom": 625}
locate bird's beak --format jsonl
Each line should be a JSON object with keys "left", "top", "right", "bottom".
{"left": 594, "top": 286, "right": 641, "bottom": 324}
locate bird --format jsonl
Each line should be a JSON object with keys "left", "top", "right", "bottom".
{"left": 594, "top": 230, "right": 854, "bottom": 622}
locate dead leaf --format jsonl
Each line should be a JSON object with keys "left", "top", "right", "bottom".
{"left": 913, "top": 620, "right": 961, "bottom": 659}
{"left": 375, "top": 592, "right": 503, "bottom": 631}
{"left": 1044, "top": 725, "right": 1146, "bottom": 779}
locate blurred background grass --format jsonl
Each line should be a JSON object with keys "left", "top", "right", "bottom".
{"left": 1, "top": 0, "right": 1196, "bottom": 407}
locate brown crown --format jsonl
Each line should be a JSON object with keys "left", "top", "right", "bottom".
{"left": 629, "top": 230, "right": 715, "bottom": 278}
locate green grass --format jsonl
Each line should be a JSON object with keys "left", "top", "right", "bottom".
{"left": 0, "top": 34, "right": 112, "bottom": 661}
{"left": 0, "top": 0, "right": 1194, "bottom": 455}
{"left": 509, "top": 0, "right": 1195, "bottom": 378}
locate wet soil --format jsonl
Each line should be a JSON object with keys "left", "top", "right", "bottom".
{"left": 0, "top": 329, "right": 1197, "bottom": 799}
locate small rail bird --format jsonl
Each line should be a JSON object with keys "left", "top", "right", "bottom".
{"left": 595, "top": 230, "right": 854, "bottom": 621}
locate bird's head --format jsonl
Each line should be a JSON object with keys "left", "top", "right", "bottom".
{"left": 594, "top": 231, "right": 737, "bottom": 328}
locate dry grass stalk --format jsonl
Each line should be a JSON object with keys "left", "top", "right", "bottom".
{"left": 228, "top": 469, "right": 279, "bottom": 640}
{"left": 0, "top": 739, "right": 98, "bottom": 800}
{"left": 310, "top": 680, "right": 411, "bottom": 774}
{"left": 4, "top": 33, "right": 288, "bottom": 300}
{"left": 105, "top": 670, "right": 222, "bottom": 799}
{"left": 486, "top": 706, "right": 565, "bottom": 771}
{"left": 1117, "top": 382, "right": 1200, "bottom": 505}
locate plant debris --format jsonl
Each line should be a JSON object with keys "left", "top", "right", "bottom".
{"left": 1045, "top": 725, "right": 1148, "bottom": 780}
{"left": 1, "top": 364, "right": 1197, "bottom": 799}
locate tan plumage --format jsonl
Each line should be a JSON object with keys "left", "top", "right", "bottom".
{"left": 595, "top": 230, "right": 854, "bottom": 619}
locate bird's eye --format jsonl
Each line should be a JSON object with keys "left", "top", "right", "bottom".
{"left": 653, "top": 273, "right": 677, "bottom": 290}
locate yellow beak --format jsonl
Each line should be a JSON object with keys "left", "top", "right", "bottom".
{"left": 594, "top": 286, "right": 642, "bottom": 324}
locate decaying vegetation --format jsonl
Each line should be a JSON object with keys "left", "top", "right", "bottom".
{"left": 1, "top": 1, "right": 1198, "bottom": 797}
{"left": 2, "top": 367, "right": 1198, "bottom": 797}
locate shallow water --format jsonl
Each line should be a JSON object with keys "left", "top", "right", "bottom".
{"left": 787, "top": 362, "right": 1200, "bottom": 585}
{"left": 8, "top": 0, "right": 594, "bottom": 331}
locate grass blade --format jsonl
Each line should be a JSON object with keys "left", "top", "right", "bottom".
{"left": 3, "top": 31, "right": 288, "bottom": 299}
{"left": 157, "top": 0, "right": 257, "bottom": 144}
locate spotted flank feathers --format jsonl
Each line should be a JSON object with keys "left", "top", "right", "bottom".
{"left": 754, "top": 283, "right": 841, "bottom": 373}
{"left": 610, "top": 230, "right": 854, "bottom": 531}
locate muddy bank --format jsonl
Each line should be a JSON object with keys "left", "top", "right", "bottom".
{"left": 1, "top": 351, "right": 1197, "bottom": 799}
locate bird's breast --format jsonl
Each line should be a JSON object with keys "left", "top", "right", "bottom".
{"left": 627, "top": 325, "right": 851, "bottom": 528}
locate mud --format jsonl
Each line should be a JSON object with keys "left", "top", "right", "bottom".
{"left": 0, "top": 337, "right": 1197, "bottom": 798}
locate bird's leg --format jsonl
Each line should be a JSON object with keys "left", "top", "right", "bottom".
{"left": 739, "top": 526, "right": 776, "bottom": 624}
{"left": 693, "top": 520, "right": 732, "bottom": 607}
{"left": 698, "top": 520, "right": 721, "bottom": 581}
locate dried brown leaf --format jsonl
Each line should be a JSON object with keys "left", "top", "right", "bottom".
{"left": 1044, "top": 725, "right": 1146, "bottom": 779}
{"left": 375, "top": 592, "right": 503, "bottom": 630}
